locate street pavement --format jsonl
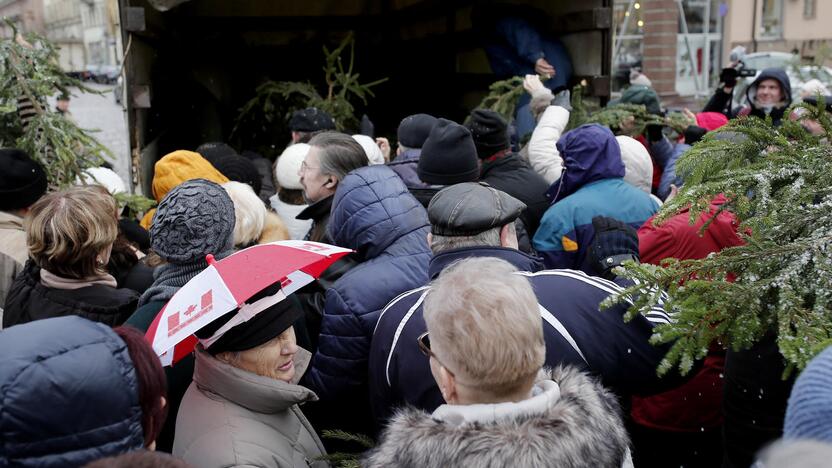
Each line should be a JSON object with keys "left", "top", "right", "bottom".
{"left": 48, "top": 83, "right": 132, "bottom": 190}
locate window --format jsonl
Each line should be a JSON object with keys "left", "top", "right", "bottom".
{"left": 804, "top": 0, "right": 817, "bottom": 19}
{"left": 760, "top": 0, "right": 783, "bottom": 39}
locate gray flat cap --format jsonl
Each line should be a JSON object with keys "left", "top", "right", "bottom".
{"left": 428, "top": 182, "right": 526, "bottom": 236}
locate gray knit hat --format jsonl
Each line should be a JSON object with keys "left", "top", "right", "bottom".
{"left": 150, "top": 179, "right": 235, "bottom": 263}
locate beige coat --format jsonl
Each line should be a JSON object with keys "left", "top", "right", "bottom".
{"left": 173, "top": 347, "right": 328, "bottom": 468}
{"left": 0, "top": 211, "right": 28, "bottom": 311}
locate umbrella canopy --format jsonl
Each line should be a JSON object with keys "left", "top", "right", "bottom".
{"left": 145, "top": 240, "right": 351, "bottom": 365}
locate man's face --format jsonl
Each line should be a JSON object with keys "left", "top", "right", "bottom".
{"left": 298, "top": 146, "right": 334, "bottom": 203}
{"left": 56, "top": 99, "right": 70, "bottom": 112}
{"left": 756, "top": 79, "right": 783, "bottom": 106}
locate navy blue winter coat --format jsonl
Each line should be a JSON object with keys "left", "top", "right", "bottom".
{"left": 0, "top": 316, "right": 144, "bottom": 466}
{"left": 303, "top": 165, "right": 431, "bottom": 404}
{"left": 369, "top": 246, "right": 678, "bottom": 427}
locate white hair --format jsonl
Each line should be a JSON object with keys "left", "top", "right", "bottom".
{"left": 429, "top": 225, "right": 510, "bottom": 254}
{"left": 222, "top": 181, "right": 266, "bottom": 247}
{"left": 423, "top": 257, "right": 544, "bottom": 395}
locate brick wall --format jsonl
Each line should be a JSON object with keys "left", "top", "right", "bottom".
{"left": 641, "top": 0, "right": 678, "bottom": 96}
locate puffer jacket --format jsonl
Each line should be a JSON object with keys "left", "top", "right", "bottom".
{"left": 387, "top": 148, "right": 442, "bottom": 208}
{"left": 533, "top": 124, "right": 659, "bottom": 273}
{"left": 3, "top": 261, "right": 139, "bottom": 328}
{"left": 174, "top": 348, "right": 327, "bottom": 468}
{"left": 302, "top": 165, "right": 430, "bottom": 428}
{"left": 0, "top": 316, "right": 144, "bottom": 467}
{"left": 365, "top": 366, "right": 632, "bottom": 468}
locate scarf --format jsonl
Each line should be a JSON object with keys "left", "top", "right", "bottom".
{"left": 138, "top": 249, "right": 232, "bottom": 307}
{"left": 40, "top": 268, "right": 118, "bottom": 290}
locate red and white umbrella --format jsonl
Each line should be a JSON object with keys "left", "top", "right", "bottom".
{"left": 145, "top": 240, "right": 352, "bottom": 365}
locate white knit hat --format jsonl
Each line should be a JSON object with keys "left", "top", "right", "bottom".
{"left": 275, "top": 143, "right": 309, "bottom": 190}
{"left": 352, "top": 134, "right": 385, "bottom": 165}
{"left": 77, "top": 166, "right": 127, "bottom": 194}
{"left": 616, "top": 135, "right": 653, "bottom": 194}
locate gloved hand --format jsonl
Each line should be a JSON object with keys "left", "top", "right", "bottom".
{"left": 683, "top": 125, "right": 707, "bottom": 145}
{"left": 646, "top": 123, "right": 664, "bottom": 142}
{"left": 719, "top": 67, "right": 738, "bottom": 88}
{"left": 588, "top": 216, "right": 640, "bottom": 279}
{"left": 551, "top": 89, "right": 572, "bottom": 112}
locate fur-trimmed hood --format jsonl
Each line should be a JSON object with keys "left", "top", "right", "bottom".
{"left": 364, "top": 365, "right": 632, "bottom": 468}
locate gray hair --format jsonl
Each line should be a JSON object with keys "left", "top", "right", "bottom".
{"left": 754, "top": 440, "right": 832, "bottom": 468}
{"left": 423, "top": 257, "right": 544, "bottom": 396}
{"left": 429, "top": 224, "right": 514, "bottom": 254}
{"left": 309, "top": 132, "right": 369, "bottom": 181}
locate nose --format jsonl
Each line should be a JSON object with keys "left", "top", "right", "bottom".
{"left": 282, "top": 341, "right": 299, "bottom": 356}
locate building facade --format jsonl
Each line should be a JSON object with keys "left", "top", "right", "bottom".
{"left": 0, "top": 0, "right": 45, "bottom": 38}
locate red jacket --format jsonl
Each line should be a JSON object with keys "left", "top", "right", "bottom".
{"left": 632, "top": 195, "right": 745, "bottom": 432}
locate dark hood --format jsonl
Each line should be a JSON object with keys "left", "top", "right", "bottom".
{"left": 328, "top": 165, "right": 429, "bottom": 260}
{"left": 548, "top": 124, "right": 625, "bottom": 203}
{"left": 746, "top": 68, "right": 792, "bottom": 110}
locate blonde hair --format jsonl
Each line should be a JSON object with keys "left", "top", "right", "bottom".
{"left": 25, "top": 185, "right": 118, "bottom": 278}
{"left": 222, "top": 181, "right": 266, "bottom": 247}
{"left": 423, "top": 257, "right": 545, "bottom": 396}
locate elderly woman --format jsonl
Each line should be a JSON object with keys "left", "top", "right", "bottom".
{"left": 173, "top": 284, "right": 327, "bottom": 467}
{"left": 3, "top": 185, "right": 138, "bottom": 328}
{"left": 0, "top": 316, "right": 167, "bottom": 466}
{"left": 365, "top": 257, "right": 632, "bottom": 467}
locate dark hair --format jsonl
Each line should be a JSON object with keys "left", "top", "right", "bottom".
{"left": 195, "top": 142, "right": 237, "bottom": 165}
{"left": 308, "top": 131, "right": 369, "bottom": 181}
{"left": 113, "top": 326, "right": 167, "bottom": 448}
{"left": 83, "top": 450, "right": 192, "bottom": 468}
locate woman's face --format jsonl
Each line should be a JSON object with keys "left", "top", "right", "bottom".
{"left": 222, "top": 327, "right": 299, "bottom": 382}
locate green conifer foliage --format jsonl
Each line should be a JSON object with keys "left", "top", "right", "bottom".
{"left": 605, "top": 100, "right": 832, "bottom": 376}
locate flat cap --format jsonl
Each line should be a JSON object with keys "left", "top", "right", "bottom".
{"left": 428, "top": 182, "right": 526, "bottom": 236}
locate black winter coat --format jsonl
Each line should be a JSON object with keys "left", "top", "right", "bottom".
{"left": 479, "top": 152, "right": 550, "bottom": 237}
{"left": 3, "top": 261, "right": 139, "bottom": 328}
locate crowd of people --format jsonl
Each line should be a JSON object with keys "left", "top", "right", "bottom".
{"left": 0, "top": 53, "right": 831, "bottom": 468}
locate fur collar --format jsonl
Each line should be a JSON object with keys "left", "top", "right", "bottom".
{"left": 365, "top": 366, "right": 631, "bottom": 468}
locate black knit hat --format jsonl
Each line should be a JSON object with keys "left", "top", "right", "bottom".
{"left": 212, "top": 155, "right": 262, "bottom": 195}
{"left": 465, "top": 109, "right": 509, "bottom": 159}
{"left": 289, "top": 107, "right": 336, "bottom": 132}
{"left": 417, "top": 118, "right": 480, "bottom": 185}
{"left": 397, "top": 113, "right": 438, "bottom": 149}
{"left": 0, "top": 148, "right": 48, "bottom": 211}
{"left": 195, "top": 283, "right": 303, "bottom": 355}
{"left": 195, "top": 142, "right": 237, "bottom": 166}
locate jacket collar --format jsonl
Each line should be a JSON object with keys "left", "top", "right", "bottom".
{"left": 193, "top": 347, "right": 317, "bottom": 413}
{"left": 432, "top": 380, "right": 561, "bottom": 426}
{"left": 479, "top": 152, "right": 522, "bottom": 177}
{"left": 0, "top": 211, "right": 24, "bottom": 231}
{"left": 389, "top": 148, "right": 421, "bottom": 164}
{"left": 429, "top": 247, "right": 544, "bottom": 279}
{"left": 295, "top": 195, "right": 332, "bottom": 221}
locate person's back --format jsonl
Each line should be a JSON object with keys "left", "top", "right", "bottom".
{"left": 533, "top": 124, "right": 658, "bottom": 272}
{"left": 4, "top": 186, "right": 139, "bottom": 328}
{"left": 0, "top": 317, "right": 148, "bottom": 467}
{"left": 365, "top": 257, "right": 631, "bottom": 467}
{"left": 302, "top": 164, "right": 430, "bottom": 435}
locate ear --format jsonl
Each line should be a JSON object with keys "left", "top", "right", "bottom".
{"left": 438, "top": 365, "right": 459, "bottom": 404}
{"left": 499, "top": 223, "right": 519, "bottom": 250}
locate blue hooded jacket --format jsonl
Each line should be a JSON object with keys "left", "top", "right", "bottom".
{"left": 368, "top": 246, "right": 678, "bottom": 428}
{"left": 303, "top": 165, "right": 431, "bottom": 403}
{"left": 533, "top": 124, "right": 659, "bottom": 272}
{"left": 0, "top": 316, "right": 144, "bottom": 467}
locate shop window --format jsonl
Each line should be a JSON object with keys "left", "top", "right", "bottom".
{"left": 804, "top": 0, "right": 816, "bottom": 19}
{"left": 760, "top": 0, "right": 783, "bottom": 39}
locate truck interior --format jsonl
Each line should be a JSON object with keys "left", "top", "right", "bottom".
{"left": 118, "top": 0, "right": 612, "bottom": 194}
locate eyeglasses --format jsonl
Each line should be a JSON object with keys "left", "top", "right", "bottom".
{"left": 300, "top": 160, "right": 319, "bottom": 172}
{"left": 417, "top": 331, "right": 433, "bottom": 357}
